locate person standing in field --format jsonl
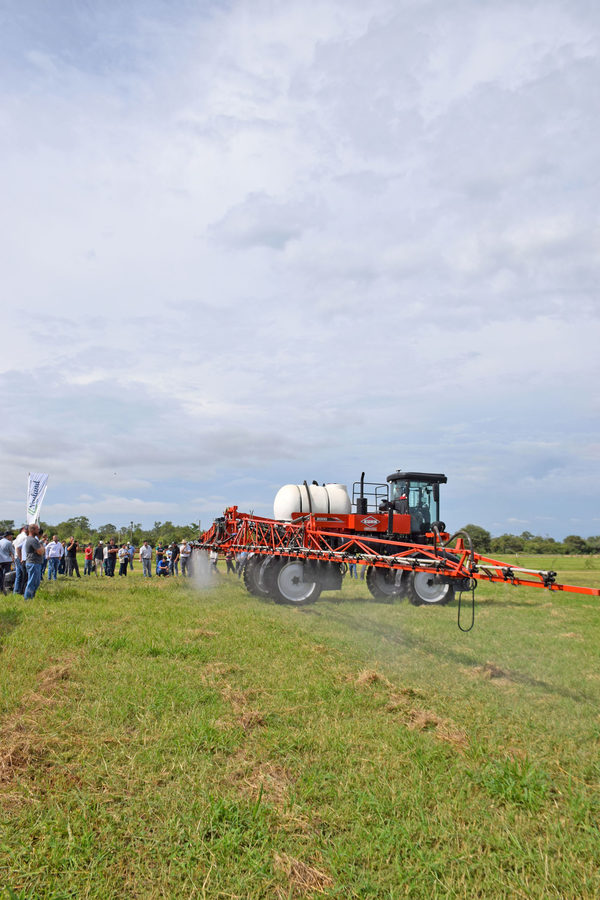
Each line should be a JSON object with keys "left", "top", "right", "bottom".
{"left": 83, "top": 543, "right": 94, "bottom": 575}
{"left": 12, "top": 526, "right": 28, "bottom": 595}
{"left": 66, "top": 537, "right": 81, "bottom": 578}
{"left": 0, "top": 530, "right": 15, "bottom": 595}
{"left": 45, "top": 534, "right": 64, "bottom": 581}
{"left": 39, "top": 533, "right": 48, "bottom": 580}
{"left": 93, "top": 540, "right": 104, "bottom": 576}
{"left": 118, "top": 544, "right": 129, "bottom": 576}
{"left": 139, "top": 540, "right": 152, "bottom": 578}
{"left": 225, "top": 550, "right": 235, "bottom": 574}
{"left": 127, "top": 543, "right": 135, "bottom": 570}
{"left": 58, "top": 541, "right": 67, "bottom": 574}
{"left": 236, "top": 551, "right": 248, "bottom": 578}
{"left": 23, "top": 523, "right": 46, "bottom": 600}
{"left": 209, "top": 549, "right": 218, "bottom": 571}
{"left": 170, "top": 542, "right": 180, "bottom": 575}
{"left": 106, "top": 539, "right": 118, "bottom": 576}
{"left": 179, "top": 539, "right": 191, "bottom": 577}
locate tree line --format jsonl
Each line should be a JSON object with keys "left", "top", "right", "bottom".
{"left": 461, "top": 525, "right": 600, "bottom": 555}
{"left": 0, "top": 516, "right": 200, "bottom": 546}
{"left": 1, "top": 515, "right": 597, "bottom": 555}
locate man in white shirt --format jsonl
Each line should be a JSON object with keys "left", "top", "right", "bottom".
{"left": 0, "top": 530, "right": 15, "bottom": 595}
{"left": 13, "top": 526, "right": 28, "bottom": 595}
{"left": 179, "top": 540, "right": 191, "bottom": 577}
{"left": 139, "top": 540, "right": 152, "bottom": 578}
{"left": 46, "top": 535, "right": 64, "bottom": 582}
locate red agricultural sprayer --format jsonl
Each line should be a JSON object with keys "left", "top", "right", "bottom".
{"left": 196, "top": 470, "right": 600, "bottom": 629}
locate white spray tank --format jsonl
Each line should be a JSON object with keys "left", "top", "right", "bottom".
{"left": 274, "top": 482, "right": 352, "bottom": 521}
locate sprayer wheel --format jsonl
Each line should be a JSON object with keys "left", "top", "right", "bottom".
{"left": 365, "top": 566, "right": 407, "bottom": 600}
{"left": 407, "top": 572, "right": 454, "bottom": 606}
{"left": 267, "top": 558, "right": 321, "bottom": 605}
{"left": 243, "top": 555, "right": 272, "bottom": 597}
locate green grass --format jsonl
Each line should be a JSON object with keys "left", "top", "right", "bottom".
{"left": 1, "top": 560, "right": 599, "bottom": 898}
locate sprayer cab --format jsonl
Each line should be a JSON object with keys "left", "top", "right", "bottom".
{"left": 384, "top": 471, "right": 447, "bottom": 535}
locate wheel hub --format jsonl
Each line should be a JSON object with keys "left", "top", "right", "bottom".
{"left": 277, "top": 561, "right": 318, "bottom": 603}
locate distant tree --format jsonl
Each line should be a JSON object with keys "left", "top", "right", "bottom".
{"left": 490, "top": 533, "right": 524, "bottom": 554}
{"left": 156, "top": 521, "right": 179, "bottom": 544}
{"left": 63, "top": 516, "right": 92, "bottom": 531}
{"left": 0, "top": 519, "right": 15, "bottom": 534}
{"left": 586, "top": 536, "right": 600, "bottom": 553}
{"left": 528, "top": 536, "right": 561, "bottom": 554}
{"left": 461, "top": 524, "right": 491, "bottom": 553}
{"left": 56, "top": 516, "right": 94, "bottom": 542}
{"left": 563, "top": 535, "right": 588, "bottom": 555}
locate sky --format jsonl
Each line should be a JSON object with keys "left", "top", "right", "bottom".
{"left": 1, "top": 0, "right": 600, "bottom": 539}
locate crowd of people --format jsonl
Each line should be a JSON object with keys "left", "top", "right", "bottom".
{"left": 0, "top": 525, "right": 194, "bottom": 600}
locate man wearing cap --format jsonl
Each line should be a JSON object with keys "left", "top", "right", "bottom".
{"left": 0, "top": 530, "right": 15, "bottom": 595}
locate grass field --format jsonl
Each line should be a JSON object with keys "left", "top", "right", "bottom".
{"left": 1, "top": 556, "right": 599, "bottom": 898}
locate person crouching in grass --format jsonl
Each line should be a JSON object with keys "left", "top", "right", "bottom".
{"left": 157, "top": 557, "right": 170, "bottom": 577}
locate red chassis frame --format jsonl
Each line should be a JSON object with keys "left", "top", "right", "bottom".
{"left": 197, "top": 506, "right": 600, "bottom": 598}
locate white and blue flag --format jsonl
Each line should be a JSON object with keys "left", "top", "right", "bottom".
{"left": 26, "top": 472, "right": 49, "bottom": 524}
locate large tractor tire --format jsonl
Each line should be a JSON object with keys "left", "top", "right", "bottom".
{"left": 243, "top": 555, "right": 272, "bottom": 597}
{"left": 407, "top": 571, "right": 454, "bottom": 606}
{"left": 265, "top": 557, "right": 321, "bottom": 605}
{"left": 366, "top": 567, "right": 407, "bottom": 600}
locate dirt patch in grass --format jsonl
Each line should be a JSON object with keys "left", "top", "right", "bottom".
{"left": 186, "top": 628, "right": 218, "bottom": 640}
{"left": 227, "top": 750, "right": 317, "bottom": 837}
{"left": 37, "top": 662, "right": 72, "bottom": 690}
{"left": 559, "top": 632, "right": 584, "bottom": 641}
{"left": 218, "top": 684, "right": 267, "bottom": 731}
{"left": 471, "top": 662, "right": 511, "bottom": 682}
{"left": 229, "top": 754, "right": 293, "bottom": 809}
{"left": 0, "top": 656, "right": 75, "bottom": 786}
{"left": 385, "top": 687, "right": 423, "bottom": 709}
{"left": 406, "top": 708, "right": 469, "bottom": 751}
{"left": 201, "top": 661, "right": 240, "bottom": 681}
{"left": 238, "top": 710, "right": 267, "bottom": 730}
{"left": 353, "top": 669, "right": 468, "bottom": 751}
{"left": 354, "top": 668, "right": 392, "bottom": 687}
{"left": 221, "top": 685, "right": 262, "bottom": 709}
{"left": 273, "top": 851, "right": 333, "bottom": 897}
